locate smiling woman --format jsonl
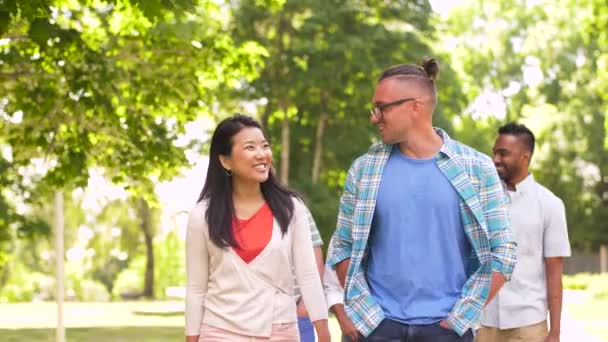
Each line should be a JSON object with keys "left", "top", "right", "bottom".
{"left": 184, "top": 114, "right": 330, "bottom": 342}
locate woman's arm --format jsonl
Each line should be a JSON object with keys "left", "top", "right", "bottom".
{"left": 185, "top": 205, "right": 209, "bottom": 340}
{"left": 291, "top": 200, "right": 330, "bottom": 341}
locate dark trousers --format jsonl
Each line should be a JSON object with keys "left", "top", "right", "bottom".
{"left": 350, "top": 319, "right": 473, "bottom": 342}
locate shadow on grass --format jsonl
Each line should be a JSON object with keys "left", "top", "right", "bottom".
{"left": 0, "top": 326, "right": 183, "bottom": 342}
{"left": 133, "top": 310, "right": 184, "bottom": 317}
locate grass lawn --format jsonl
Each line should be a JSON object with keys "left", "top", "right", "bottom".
{"left": 3, "top": 299, "right": 607, "bottom": 341}
{"left": 567, "top": 297, "right": 608, "bottom": 341}
{"left": 0, "top": 301, "right": 343, "bottom": 341}
{"left": 0, "top": 327, "right": 183, "bottom": 342}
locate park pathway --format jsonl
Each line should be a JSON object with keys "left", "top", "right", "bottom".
{"left": 561, "top": 290, "right": 605, "bottom": 342}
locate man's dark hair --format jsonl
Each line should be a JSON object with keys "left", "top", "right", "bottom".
{"left": 378, "top": 58, "right": 438, "bottom": 104}
{"left": 498, "top": 122, "right": 536, "bottom": 155}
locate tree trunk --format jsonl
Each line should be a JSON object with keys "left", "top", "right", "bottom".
{"left": 260, "top": 101, "right": 273, "bottom": 132}
{"left": 275, "top": 15, "right": 291, "bottom": 185}
{"left": 138, "top": 198, "right": 155, "bottom": 298}
{"left": 280, "top": 99, "right": 290, "bottom": 185}
{"left": 312, "top": 92, "right": 328, "bottom": 184}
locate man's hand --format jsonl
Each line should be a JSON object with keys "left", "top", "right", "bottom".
{"left": 337, "top": 313, "right": 359, "bottom": 341}
{"left": 331, "top": 304, "right": 359, "bottom": 341}
{"left": 296, "top": 300, "right": 308, "bottom": 317}
{"left": 439, "top": 320, "right": 452, "bottom": 330}
{"left": 545, "top": 330, "right": 560, "bottom": 342}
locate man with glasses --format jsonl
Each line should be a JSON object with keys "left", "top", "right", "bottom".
{"left": 326, "top": 58, "right": 517, "bottom": 341}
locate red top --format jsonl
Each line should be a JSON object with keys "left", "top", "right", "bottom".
{"left": 232, "top": 203, "right": 273, "bottom": 263}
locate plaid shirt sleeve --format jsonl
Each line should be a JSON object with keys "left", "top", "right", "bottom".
{"left": 327, "top": 160, "right": 359, "bottom": 268}
{"left": 445, "top": 158, "right": 517, "bottom": 336}
{"left": 303, "top": 205, "right": 323, "bottom": 247}
{"left": 292, "top": 203, "right": 323, "bottom": 301}
{"left": 481, "top": 161, "right": 517, "bottom": 280}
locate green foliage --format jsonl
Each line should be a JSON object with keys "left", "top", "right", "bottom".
{"left": 563, "top": 273, "right": 608, "bottom": 300}
{"left": 110, "top": 231, "right": 184, "bottom": 299}
{"left": 0, "top": 0, "right": 265, "bottom": 200}
{"left": 441, "top": 0, "right": 608, "bottom": 249}
{"left": 563, "top": 273, "right": 594, "bottom": 290}
{"left": 0, "top": 270, "right": 53, "bottom": 303}
{"left": 112, "top": 266, "right": 143, "bottom": 299}
{"left": 153, "top": 231, "right": 184, "bottom": 299}
{"left": 73, "top": 279, "right": 111, "bottom": 302}
{"left": 65, "top": 260, "right": 112, "bottom": 301}
{"left": 231, "top": 0, "right": 463, "bottom": 239}
{"left": 0, "top": 0, "right": 265, "bottom": 278}
{"left": 88, "top": 198, "right": 139, "bottom": 293}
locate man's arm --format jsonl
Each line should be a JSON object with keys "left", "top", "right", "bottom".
{"left": 482, "top": 161, "right": 517, "bottom": 285}
{"left": 314, "top": 247, "right": 324, "bottom": 278}
{"left": 326, "top": 161, "right": 359, "bottom": 276}
{"left": 443, "top": 160, "right": 517, "bottom": 335}
{"left": 303, "top": 204, "right": 325, "bottom": 278}
{"left": 543, "top": 194, "right": 570, "bottom": 341}
{"left": 331, "top": 303, "right": 359, "bottom": 341}
{"left": 545, "top": 257, "right": 564, "bottom": 340}
{"left": 441, "top": 271, "right": 506, "bottom": 328}
{"left": 323, "top": 268, "right": 359, "bottom": 341}
{"left": 485, "top": 271, "right": 506, "bottom": 306}
{"left": 335, "top": 259, "right": 350, "bottom": 288}
{"left": 483, "top": 162, "right": 516, "bottom": 308}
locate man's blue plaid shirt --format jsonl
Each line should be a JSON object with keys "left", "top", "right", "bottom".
{"left": 327, "top": 129, "right": 517, "bottom": 337}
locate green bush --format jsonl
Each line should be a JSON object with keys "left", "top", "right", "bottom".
{"left": 0, "top": 271, "right": 54, "bottom": 302}
{"left": 75, "top": 279, "right": 111, "bottom": 302}
{"left": 563, "top": 273, "right": 608, "bottom": 299}
{"left": 563, "top": 273, "right": 592, "bottom": 290}
{"left": 154, "top": 231, "right": 185, "bottom": 299}
{"left": 587, "top": 275, "right": 608, "bottom": 300}
{"left": 110, "top": 231, "right": 185, "bottom": 300}
{"left": 112, "top": 267, "right": 143, "bottom": 299}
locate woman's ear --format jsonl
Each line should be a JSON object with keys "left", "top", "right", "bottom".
{"left": 219, "top": 155, "right": 232, "bottom": 172}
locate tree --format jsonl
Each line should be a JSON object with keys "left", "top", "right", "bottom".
{"left": 232, "top": 0, "right": 464, "bottom": 241}
{"left": 440, "top": 0, "right": 607, "bottom": 249}
{"left": 0, "top": 0, "right": 266, "bottom": 292}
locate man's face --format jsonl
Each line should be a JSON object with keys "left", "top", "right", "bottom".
{"left": 370, "top": 78, "right": 419, "bottom": 145}
{"left": 492, "top": 134, "right": 530, "bottom": 182}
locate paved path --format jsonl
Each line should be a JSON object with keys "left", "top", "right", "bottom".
{"left": 561, "top": 290, "right": 605, "bottom": 342}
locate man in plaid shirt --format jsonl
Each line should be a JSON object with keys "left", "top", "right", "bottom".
{"left": 327, "top": 58, "right": 517, "bottom": 341}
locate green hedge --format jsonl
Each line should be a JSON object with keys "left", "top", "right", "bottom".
{"left": 563, "top": 273, "right": 608, "bottom": 299}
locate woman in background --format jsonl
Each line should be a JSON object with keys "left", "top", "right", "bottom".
{"left": 185, "top": 114, "right": 330, "bottom": 342}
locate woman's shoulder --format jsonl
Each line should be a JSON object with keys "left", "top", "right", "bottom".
{"left": 289, "top": 195, "right": 309, "bottom": 214}
{"left": 187, "top": 200, "right": 209, "bottom": 233}
{"left": 191, "top": 199, "right": 209, "bottom": 215}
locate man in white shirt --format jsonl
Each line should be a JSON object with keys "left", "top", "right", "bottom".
{"left": 323, "top": 268, "right": 359, "bottom": 341}
{"left": 477, "top": 123, "right": 571, "bottom": 342}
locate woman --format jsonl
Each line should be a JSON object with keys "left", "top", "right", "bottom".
{"left": 185, "top": 114, "right": 330, "bottom": 342}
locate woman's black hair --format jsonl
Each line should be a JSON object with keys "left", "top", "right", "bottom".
{"left": 197, "top": 114, "right": 298, "bottom": 248}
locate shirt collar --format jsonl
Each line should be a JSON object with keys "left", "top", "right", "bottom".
{"left": 368, "top": 127, "right": 455, "bottom": 157}
{"left": 512, "top": 173, "right": 535, "bottom": 193}
{"left": 436, "top": 128, "right": 456, "bottom": 158}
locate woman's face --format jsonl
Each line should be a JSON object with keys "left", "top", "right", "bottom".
{"left": 220, "top": 127, "right": 273, "bottom": 184}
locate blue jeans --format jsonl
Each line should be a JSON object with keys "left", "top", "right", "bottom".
{"left": 298, "top": 316, "right": 315, "bottom": 342}
{"left": 362, "top": 319, "right": 474, "bottom": 342}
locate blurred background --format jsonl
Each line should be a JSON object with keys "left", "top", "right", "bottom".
{"left": 0, "top": 0, "right": 606, "bottom": 341}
